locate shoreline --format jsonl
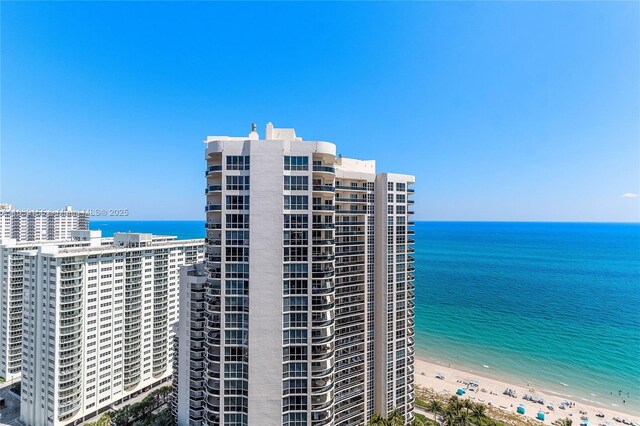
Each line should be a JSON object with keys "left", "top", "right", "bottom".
{"left": 414, "top": 357, "right": 640, "bottom": 424}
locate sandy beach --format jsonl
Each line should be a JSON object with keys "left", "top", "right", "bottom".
{"left": 415, "top": 357, "right": 639, "bottom": 425}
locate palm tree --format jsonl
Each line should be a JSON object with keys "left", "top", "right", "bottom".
{"left": 410, "top": 417, "right": 425, "bottom": 426}
{"left": 462, "top": 398, "right": 474, "bottom": 411}
{"left": 456, "top": 409, "right": 472, "bottom": 426}
{"left": 387, "top": 408, "right": 405, "bottom": 426}
{"left": 426, "top": 399, "right": 444, "bottom": 423}
{"left": 448, "top": 396, "right": 464, "bottom": 414}
{"left": 554, "top": 419, "right": 573, "bottom": 426}
{"left": 368, "top": 413, "right": 389, "bottom": 426}
{"left": 443, "top": 408, "right": 459, "bottom": 426}
{"left": 470, "top": 402, "right": 486, "bottom": 424}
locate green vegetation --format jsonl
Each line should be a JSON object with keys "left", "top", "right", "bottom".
{"left": 418, "top": 395, "right": 511, "bottom": 426}
{"left": 369, "top": 408, "right": 426, "bottom": 426}
{"left": 553, "top": 419, "right": 573, "bottom": 426}
{"left": 416, "top": 412, "right": 439, "bottom": 426}
{"left": 415, "top": 385, "right": 541, "bottom": 426}
{"left": 85, "top": 385, "right": 172, "bottom": 426}
{"left": 416, "top": 397, "right": 429, "bottom": 408}
{"left": 85, "top": 413, "right": 112, "bottom": 426}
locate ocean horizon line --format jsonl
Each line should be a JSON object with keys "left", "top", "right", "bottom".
{"left": 91, "top": 219, "right": 640, "bottom": 224}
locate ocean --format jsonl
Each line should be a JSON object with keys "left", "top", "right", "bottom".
{"left": 91, "top": 220, "right": 640, "bottom": 414}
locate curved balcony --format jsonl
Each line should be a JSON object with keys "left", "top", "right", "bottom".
{"left": 312, "top": 267, "right": 334, "bottom": 279}
{"left": 204, "top": 411, "right": 221, "bottom": 424}
{"left": 313, "top": 238, "right": 335, "bottom": 246}
{"left": 312, "top": 184, "right": 335, "bottom": 193}
{"left": 59, "top": 348, "right": 82, "bottom": 366}
{"left": 59, "top": 331, "right": 83, "bottom": 346}
{"left": 206, "top": 165, "right": 222, "bottom": 176}
{"left": 204, "top": 394, "right": 221, "bottom": 413}
{"left": 311, "top": 339, "right": 334, "bottom": 358}
{"left": 204, "top": 377, "right": 221, "bottom": 399}
{"left": 153, "top": 364, "right": 167, "bottom": 377}
{"left": 312, "top": 377, "right": 334, "bottom": 394}
{"left": 59, "top": 306, "right": 83, "bottom": 321}
{"left": 60, "top": 286, "right": 83, "bottom": 297}
{"left": 59, "top": 369, "right": 83, "bottom": 390}
{"left": 58, "top": 400, "right": 81, "bottom": 418}
{"left": 124, "top": 373, "right": 141, "bottom": 391}
{"left": 311, "top": 327, "right": 335, "bottom": 344}
{"left": 312, "top": 223, "right": 335, "bottom": 230}
{"left": 313, "top": 165, "right": 336, "bottom": 174}
{"left": 313, "top": 256, "right": 335, "bottom": 265}
{"left": 59, "top": 358, "right": 83, "bottom": 376}
{"left": 310, "top": 408, "right": 334, "bottom": 426}
{"left": 335, "top": 184, "right": 367, "bottom": 191}
{"left": 334, "top": 209, "right": 366, "bottom": 215}
{"left": 312, "top": 312, "right": 334, "bottom": 327}
{"left": 58, "top": 381, "right": 82, "bottom": 399}
{"left": 313, "top": 204, "right": 335, "bottom": 211}
{"left": 59, "top": 300, "right": 83, "bottom": 312}
{"left": 205, "top": 185, "right": 222, "bottom": 194}
{"left": 311, "top": 354, "right": 335, "bottom": 372}
{"left": 335, "top": 197, "right": 367, "bottom": 204}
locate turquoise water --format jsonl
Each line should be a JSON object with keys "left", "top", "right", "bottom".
{"left": 412, "top": 222, "right": 640, "bottom": 415}
{"left": 91, "top": 220, "right": 640, "bottom": 414}
{"left": 91, "top": 220, "right": 205, "bottom": 240}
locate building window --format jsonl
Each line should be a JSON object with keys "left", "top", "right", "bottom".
{"left": 226, "top": 195, "right": 250, "bottom": 210}
{"left": 226, "top": 156, "right": 250, "bottom": 171}
{"left": 284, "top": 196, "right": 308, "bottom": 211}
{"left": 226, "top": 214, "right": 249, "bottom": 229}
{"left": 284, "top": 176, "right": 308, "bottom": 191}
{"left": 226, "top": 247, "right": 249, "bottom": 262}
{"left": 284, "top": 156, "right": 308, "bottom": 171}
{"left": 226, "top": 176, "right": 250, "bottom": 191}
{"left": 284, "top": 214, "right": 308, "bottom": 229}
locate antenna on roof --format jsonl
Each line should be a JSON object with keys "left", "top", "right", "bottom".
{"left": 251, "top": 123, "right": 257, "bottom": 132}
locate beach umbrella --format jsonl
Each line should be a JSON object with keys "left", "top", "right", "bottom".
{"left": 517, "top": 405, "right": 525, "bottom": 415}
{"left": 537, "top": 411, "right": 545, "bottom": 421}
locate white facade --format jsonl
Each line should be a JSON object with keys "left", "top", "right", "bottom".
{"left": 172, "top": 123, "right": 415, "bottom": 426}
{"left": 0, "top": 232, "right": 107, "bottom": 382}
{"left": 0, "top": 205, "right": 89, "bottom": 242}
{"left": 19, "top": 231, "right": 204, "bottom": 426}
{"left": 172, "top": 263, "right": 208, "bottom": 424}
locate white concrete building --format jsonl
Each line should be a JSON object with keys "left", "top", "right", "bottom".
{"left": 0, "top": 232, "right": 110, "bottom": 383}
{"left": 0, "top": 204, "right": 90, "bottom": 242}
{"left": 172, "top": 263, "right": 208, "bottom": 424}
{"left": 172, "top": 123, "right": 415, "bottom": 426}
{"left": 19, "top": 231, "right": 204, "bottom": 426}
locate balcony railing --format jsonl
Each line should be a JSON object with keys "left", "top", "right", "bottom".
{"left": 313, "top": 185, "right": 335, "bottom": 192}
{"left": 313, "top": 165, "right": 336, "bottom": 173}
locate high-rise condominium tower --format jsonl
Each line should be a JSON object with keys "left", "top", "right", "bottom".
{"left": 0, "top": 204, "right": 89, "bottom": 241}
{"left": 0, "top": 233, "right": 108, "bottom": 383}
{"left": 172, "top": 123, "right": 416, "bottom": 426}
{"left": 19, "top": 231, "right": 204, "bottom": 426}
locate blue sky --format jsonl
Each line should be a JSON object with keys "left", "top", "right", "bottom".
{"left": 1, "top": 2, "right": 638, "bottom": 222}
